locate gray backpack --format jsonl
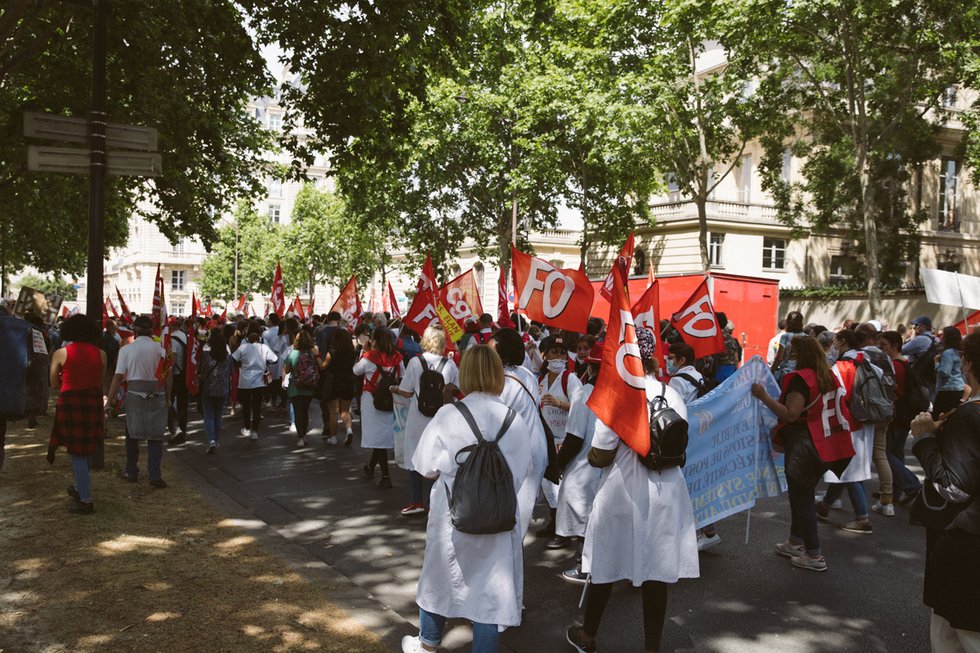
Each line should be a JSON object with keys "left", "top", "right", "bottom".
{"left": 445, "top": 402, "right": 519, "bottom": 535}
{"left": 851, "top": 358, "right": 895, "bottom": 425}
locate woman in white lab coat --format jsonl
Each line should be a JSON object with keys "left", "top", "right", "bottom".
{"left": 537, "top": 334, "right": 584, "bottom": 541}
{"left": 352, "top": 327, "right": 404, "bottom": 488}
{"left": 556, "top": 341, "right": 603, "bottom": 579}
{"left": 492, "top": 328, "right": 549, "bottom": 540}
{"left": 567, "top": 328, "right": 699, "bottom": 653}
{"left": 392, "top": 324, "right": 459, "bottom": 515}
{"left": 402, "top": 345, "right": 533, "bottom": 653}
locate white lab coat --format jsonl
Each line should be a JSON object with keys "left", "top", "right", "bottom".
{"left": 397, "top": 352, "right": 460, "bottom": 471}
{"left": 538, "top": 369, "right": 583, "bottom": 509}
{"left": 668, "top": 365, "right": 703, "bottom": 405}
{"left": 500, "top": 364, "right": 547, "bottom": 538}
{"left": 556, "top": 383, "right": 601, "bottom": 538}
{"left": 413, "top": 393, "right": 533, "bottom": 630}
{"left": 582, "top": 377, "right": 700, "bottom": 585}
{"left": 823, "top": 352, "right": 876, "bottom": 483}
{"left": 352, "top": 356, "right": 405, "bottom": 449}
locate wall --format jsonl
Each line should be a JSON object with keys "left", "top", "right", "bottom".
{"left": 780, "top": 291, "right": 975, "bottom": 332}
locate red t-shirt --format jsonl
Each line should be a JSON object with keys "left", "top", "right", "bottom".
{"left": 61, "top": 342, "right": 103, "bottom": 391}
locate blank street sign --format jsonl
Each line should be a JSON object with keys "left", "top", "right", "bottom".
{"left": 23, "top": 111, "right": 159, "bottom": 151}
{"left": 28, "top": 145, "right": 162, "bottom": 176}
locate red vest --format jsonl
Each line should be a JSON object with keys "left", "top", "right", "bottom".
{"left": 362, "top": 350, "right": 402, "bottom": 393}
{"left": 778, "top": 369, "right": 856, "bottom": 463}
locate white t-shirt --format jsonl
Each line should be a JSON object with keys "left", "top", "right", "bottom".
{"left": 231, "top": 341, "right": 278, "bottom": 389}
{"left": 115, "top": 336, "right": 166, "bottom": 381}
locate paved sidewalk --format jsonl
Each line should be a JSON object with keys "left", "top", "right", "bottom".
{"left": 169, "top": 399, "right": 931, "bottom": 653}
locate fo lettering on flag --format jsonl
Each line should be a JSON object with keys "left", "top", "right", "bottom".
{"left": 587, "top": 267, "right": 650, "bottom": 456}
{"left": 330, "top": 276, "right": 362, "bottom": 325}
{"left": 511, "top": 246, "right": 594, "bottom": 333}
{"left": 670, "top": 278, "right": 724, "bottom": 359}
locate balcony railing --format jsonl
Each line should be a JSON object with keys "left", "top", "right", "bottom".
{"left": 649, "top": 199, "right": 780, "bottom": 223}
{"left": 937, "top": 218, "right": 961, "bottom": 233}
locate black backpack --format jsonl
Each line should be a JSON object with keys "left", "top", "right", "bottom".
{"left": 906, "top": 340, "right": 939, "bottom": 414}
{"left": 674, "top": 372, "right": 717, "bottom": 399}
{"left": 638, "top": 382, "right": 690, "bottom": 471}
{"left": 417, "top": 356, "right": 449, "bottom": 417}
{"left": 371, "top": 365, "right": 398, "bottom": 412}
{"left": 445, "top": 402, "right": 519, "bottom": 534}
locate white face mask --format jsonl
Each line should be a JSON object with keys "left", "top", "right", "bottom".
{"left": 547, "top": 359, "right": 566, "bottom": 374}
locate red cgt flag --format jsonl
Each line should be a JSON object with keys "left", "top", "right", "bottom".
{"left": 269, "top": 261, "right": 286, "bottom": 317}
{"left": 670, "top": 277, "right": 725, "bottom": 359}
{"left": 439, "top": 268, "right": 484, "bottom": 339}
{"left": 511, "top": 246, "right": 594, "bottom": 333}
{"left": 587, "top": 266, "right": 650, "bottom": 456}
{"left": 599, "top": 231, "right": 635, "bottom": 302}
{"left": 329, "top": 276, "right": 362, "bottom": 325}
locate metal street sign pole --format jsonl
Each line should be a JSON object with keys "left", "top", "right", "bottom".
{"left": 86, "top": 0, "right": 107, "bottom": 322}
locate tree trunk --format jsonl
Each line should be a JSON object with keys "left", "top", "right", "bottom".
{"left": 308, "top": 271, "right": 314, "bottom": 306}
{"left": 580, "top": 215, "right": 590, "bottom": 275}
{"left": 697, "top": 195, "right": 710, "bottom": 273}
{"left": 859, "top": 162, "right": 881, "bottom": 317}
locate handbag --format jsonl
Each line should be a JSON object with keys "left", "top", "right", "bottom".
{"left": 909, "top": 482, "right": 970, "bottom": 530}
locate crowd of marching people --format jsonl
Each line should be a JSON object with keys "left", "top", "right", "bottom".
{"left": 1, "top": 296, "right": 978, "bottom": 653}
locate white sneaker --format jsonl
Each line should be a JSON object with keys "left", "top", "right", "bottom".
{"left": 326, "top": 436, "right": 339, "bottom": 445}
{"left": 697, "top": 532, "right": 722, "bottom": 551}
{"left": 296, "top": 437, "right": 306, "bottom": 448}
{"left": 249, "top": 430, "right": 259, "bottom": 441}
{"left": 289, "top": 423, "right": 297, "bottom": 433}
{"left": 240, "top": 427, "right": 250, "bottom": 436}
{"left": 401, "top": 635, "right": 427, "bottom": 653}
{"left": 871, "top": 501, "right": 895, "bottom": 517}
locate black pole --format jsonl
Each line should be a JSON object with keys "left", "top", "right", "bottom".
{"left": 86, "top": 0, "right": 107, "bottom": 317}
{"left": 88, "top": 0, "right": 107, "bottom": 470}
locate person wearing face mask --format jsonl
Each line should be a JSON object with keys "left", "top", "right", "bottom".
{"left": 537, "top": 335, "right": 584, "bottom": 544}
{"left": 666, "top": 343, "right": 703, "bottom": 404}
{"left": 574, "top": 335, "right": 596, "bottom": 381}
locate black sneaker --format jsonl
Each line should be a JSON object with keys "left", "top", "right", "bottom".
{"left": 149, "top": 478, "right": 168, "bottom": 489}
{"left": 378, "top": 476, "right": 393, "bottom": 489}
{"left": 566, "top": 624, "right": 596, "bottom": 653}
{"left": 117, "top": 472, "right": 138, "bottom": 483}
{"left": 67, "top": 485, "right": 80, "bottom": 502}
{"left": 344, "top": 433, "right": 354, "bottom": 447}
{"left": 362, "top": 464, "right": 374, "bottom": 479}
{"left": 897, "top": 489, "right": 920, "bottom": 506}
{"left": 169, "top": 431, "right": 187, "bottom": 445}
{"left": 68, "top": 502, "right": 95, "bottom": 515}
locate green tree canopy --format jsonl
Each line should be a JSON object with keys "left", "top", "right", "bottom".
{"left": 199, "top": 202, "right": 285, "bottom": 301}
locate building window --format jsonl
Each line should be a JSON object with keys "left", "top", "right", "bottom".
{"left": 667, "top": 173, "right": 681, "bottom": 202}
{"left": 171, "top": 270, "right": 185, "bottom": 291}
{"left": 267, "top": 178, "right": 283, "bottom": 198}
{"left": 267, "top": 112, "right": 282, "bottom": 131}
{"left": 781, "top": 148, "right": 792, "bottom": 183}
{"left": 473, "top": 262, "right": 485, "bottom": 295}
{"left": 269, "top": 204, "right": 281, "bottom": 224}
{"left": 170, "top": 301, "right": 185, "bottom": 316}
{"left": 942, "top": 85, "right": 958, "bottom": 109}
{"left": 736, "top": 155, "right": 752, "bottom": 203}
{"left": 939, "top": 157, "right": 960, "bottom": 231}
{"left": 172, "top": 240, "right": 184, "bottom": 255}
{"left": 709, "top": 233, "right": 724, "bottom": 267}
{"left": 829, "top": 255, "right": 858, "bottom": 285}
{"left": 762, "top": 237, "right": 786, "bottom": 270}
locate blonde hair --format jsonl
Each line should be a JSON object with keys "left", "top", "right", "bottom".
{"left": 459, "top": 345, "right": 505, "bottom": 396}
{"left": 420, "top": 324, "right": 447, "bottom": 355}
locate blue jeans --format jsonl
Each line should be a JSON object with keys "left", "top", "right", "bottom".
{"left": 70, "top": 453, "right": 93, "bottom": 502}
{"left": 409, "top": 471, "right": 435, "bottom": 507}
{"left": 824, "top": 482, "right": 868, "bottom": 519}
{"left": 419, "top": 608, "right": 499, "bottom": 652}
{"left": 202, "top": 395, "right": 226, "bottom": 444}
{"left": 888, "top": 452, "right": 922, "bottom": 496}
{"left": 125, "top": 432, "right": 163, "bottom": 481}
{"left": 787, "top": 473, "right": 821, "bottom": 554}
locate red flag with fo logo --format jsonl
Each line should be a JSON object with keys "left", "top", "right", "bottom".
{"left": 599, "top": 231, "right": 635, "bottom": 302}
{"left": 405, "top": 286, "right": 438, "bottom": 334}
{"left": 269, "top": 261, "right": 286, "bottom": 317}
{"left": 511, "top": 246, "right": 593, "bottom": 333}
{"left": 670, "top": 277, "right": 724, "bottom": 359}
{"left": 329, "top": 276, "right": 362, "bottom": 325}
{"left": 587, "top": 267, "right": 650, "bottom": 456}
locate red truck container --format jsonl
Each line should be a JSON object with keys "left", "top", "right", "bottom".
{"left": 590, "top": 272, "right": 780, "bottom": 364}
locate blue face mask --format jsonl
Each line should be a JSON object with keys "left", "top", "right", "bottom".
{"left": 666, "top": 359, "right": 679, "bottom": 375}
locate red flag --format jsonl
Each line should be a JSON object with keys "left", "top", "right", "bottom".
{"left": 185, "top": 325, "right": 200, "bottom": 395}
{"left": 218, "top": 306, "right": 227, "bottom": 322}
{"left": 308, "top": 296, "right": 315, "bottom": 316}
{"left": 647, "top": 261, "right": 655, "bottom": 287}
{"left": 115, "top": 286, "right": 132, "bottom": 325}
{"left": 63, "top": 305, "right": 71, "bottom": 319}
{"left": 191, "top": 292, "right": 199, "bottom": 318}
{"left": 405, "top": 287, "right": 439, "bottom": 334}
{"left": 421, "top": 255, "right": 438, "bottom": 296}
{"left": 600, "top": 232, "right": 635, "bottom": 302}
{"left": 269, "top": 261, "right": 286, "bottom": 317}
{"left": 511, "top": 246, "right": 594, "bottom": 333}
{"left": 151, "top": 263, "right": 167, "bottom": 337}
{"left": 234, "top": 293, "right": 247, "bottom": 313}
{"left": 631, "top": 280, "right": 659, "bottom": 333}
{"left": 105, "top": 296, "right": 119, "bottom": 318}
{"left": 439, "top": 269, "right": 484, "bottom": 339}
{"left": 385, "top": 281, "right": 401, "bottom": 319}
{"left": 329, "top": 276, "right": 362, "bottom": 324}
{"left": 293, "top": 295, "right": 306, "bottom": 321}
{"left": 496, "top": 267, "right": 515, "bottom": 329}
{"left": 204, "top": 301, "right": 213, "bottom": 317}
{"left": 587, "top": 266, "right": 650, "bottom": 456}
{"left": 670, "top": 277, "right": 725, "bottom": 359}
